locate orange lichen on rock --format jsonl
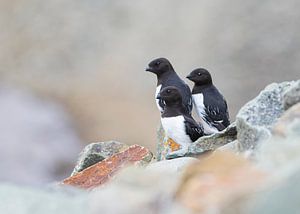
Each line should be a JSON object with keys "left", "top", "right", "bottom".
{"left": 63, "top": 144, "right": 151, "bottom": 189}
{"left": 165, "top": 138, "right": 181, "bottom": 152}
{"left": 176, "top": 151, "right": 268, "bottom": 213}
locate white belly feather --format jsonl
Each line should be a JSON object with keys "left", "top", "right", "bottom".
{"left": 161, "top": 116, "right": 192, "bottom": 148}
{"left": 192, "top": 93, "right": 218, "bottom": 134}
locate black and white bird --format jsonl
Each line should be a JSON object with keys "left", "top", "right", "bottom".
{"left": 186, "top": 68, "right": 230, "bottom": 134}
{"left": 157, "top": 86, "right": 204, "bottom": 156}
{"left": 145, "top": 58, "right": 192, "bottom": 115}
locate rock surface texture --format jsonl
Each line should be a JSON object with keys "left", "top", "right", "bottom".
{"left": 236, "top": 81, "right": 294, "bottom": 152}
{"left": 72, "top": 141, "right": 129, "bottom": 175}
{"left": 63, "top": 145, "right": 153, "bottom": 189}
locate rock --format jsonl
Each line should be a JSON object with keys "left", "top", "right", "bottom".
{"left": 176, "top": 151, "right": 267, "bottom": 213}
{"left": 90, "top": 165, "right": 190, "bottom": 214}
{"left": 257, "top": 103, "right": 300, "bottom": 172}
{"left": 188, "top": 123, "right": 237, "bottom": 155}
{"left": 72, "top": 141, "right": 129, "bottom": 175}
{"left": 146, "top": 157, "right": 198, "bottom": 173}
{"left": 236, "top": 81, "right": 294, "bottom": 152}
{"left": 63, "top": 145, "right": 153, "bottom": 189}
{"left": 272, "top": 103, "right": 300, "bottom": 137}
{"left": 0, "top": 183, "right": 89, "bottom": 214}
{"left": 240, "top": 168, "right": 300, "bottom": 214}
{"left": 157, "top": 123, "right": 237, "bottom": 160}
{"left": 0, "top": 85, "right": 81, "bottom": 185}
{"left": 156, "top": 124, "right": 184, "bottom": 161}
{"left": 283, "top": 80, "right": 300, "bottom": 110}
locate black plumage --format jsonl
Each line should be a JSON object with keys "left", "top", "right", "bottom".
{"left": 187, "top": 68, "right": 230, "bottom": 134}
{"left": 146, "top": 57, "right": 192, "bottom": 115}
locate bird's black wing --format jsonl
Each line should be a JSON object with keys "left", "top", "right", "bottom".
{"left": 184, "top": 116, "right": 204, "bottom": 142}
{"left": 203, "top": 88, "right": 230, "bottom": 130}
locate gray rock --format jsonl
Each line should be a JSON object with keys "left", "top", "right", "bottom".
{"left": 188, "top": 123, "right": 237, "bottom": 155}
{"left": 283, "top": 80, "right": 300, "bottom": 110}
{"left": 236, "top": 81, "right": 294, "bottom": 152}
{"left": 72, "top": 141, "right": 128, "bottom": 175}
{"left": 0, "top": 85, "right": 81, "bottom": 185}
{"left": 257, "top": 105, "right": 300, "bottom": 172}
{"left": 0, "top": 183, "right": 89, "bottom": 214}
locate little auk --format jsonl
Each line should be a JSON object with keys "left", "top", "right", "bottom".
{"left": 186, "top": 68, "right": 230, "bottom": 134}
{"left": 157, "top": 86, "right": 204, "bottom": 157}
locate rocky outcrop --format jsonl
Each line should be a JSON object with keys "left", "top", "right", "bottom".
{"left": 188, "top": 123, "right": 237, "bottom": 156}
{"left": 2, "top": 80, "right": 300, "bottom": 214}
{"left": 235, "top": 81, "right": 295, "bottom": 152}
{"left": 72, "top": 141, "right": 129, "bottom": 175}
{"left": 63, "top": 145, "right": 153, "bottom": 189}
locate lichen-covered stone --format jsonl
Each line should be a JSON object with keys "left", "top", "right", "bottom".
{"left": 283, "top": 80, "right": 300, "bottom": 110}
{"left": 188, "top": 123, "right": 237, "bottom": 156}
{"left": 63, "top": 145, "right": 153, "bottom": 189}
{"left": 156, "top": 124, "right": 183, "bottom": 161}
{"left": 72, "top": 141, "right": 129, "bottom": 175}
{"left": 236, "top": 81, "right": 294, "bottom": 152}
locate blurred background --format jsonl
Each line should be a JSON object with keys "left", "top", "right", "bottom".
{"left": 0, "top": 0, "right": 299, "bottom": 185}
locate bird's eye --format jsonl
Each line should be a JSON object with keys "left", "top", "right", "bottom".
{"left": 198, "top": 72, "right": 201, "bottom": 76}
{"left": 155, "top": 61, "right": 161, "bottom": 66}
{"left": 167, "top": 89, "right": 171, "bottom": 93}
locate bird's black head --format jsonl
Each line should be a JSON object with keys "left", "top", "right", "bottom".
{"left": 156, "top": 86, "right": 182, "bottom": 105}
{"left": 145, "top": 58, "right": 174, "bottom": 76}
{"left": 186, "top": 68, "right": 212, "bottom": 85}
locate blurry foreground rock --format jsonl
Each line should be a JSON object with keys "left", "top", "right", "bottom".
{"left": 176, "top": 152, "right": 267, "bottom": 213}
{"left": 0, "top": 85, "right": 81, "bottom": 185}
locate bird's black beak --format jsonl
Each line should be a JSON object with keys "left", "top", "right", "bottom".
{"left": 145, "top": 66, "right": 153, "bottom": 72}
{"left": 156, "top": 93, "right": 161, "bottom": 99}
{"left": 186, "top": 74, "right": 193, "bottom": 80}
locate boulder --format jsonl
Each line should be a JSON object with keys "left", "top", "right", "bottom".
{"left": 89, "top": 161, "right": 191, "bottom": 214}
{"left": 72, "top": 141, "right": 129, "bottom": 175}
{"left": 257, "top": 103, "right": 300, "bottom": 172}
{"left": 176, "top": 152, "right": 267, "bottom": 213}
{"left": 236, "top": 81, "right": 294, "bottom": 152}
{"left": 188, "top": 123, "right": 237, "bottom": 156}
{"left": 63, "top": 145, "right": 153, "bottom": 189}
{"left": 0, "top": 184, "right": 88, "bottom": 214}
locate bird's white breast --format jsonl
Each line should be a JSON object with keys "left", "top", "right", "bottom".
{"left": 155, "top": 84, "right": 163, "bottom": 112}
{"left": 192, "top": 93, "right": 206, "bottom": 117}
{"left": 161, "top": 116, "right": 192, "bottom": 146}
{"left": 192, "top": 93, "right": 218, "bottom": 134}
